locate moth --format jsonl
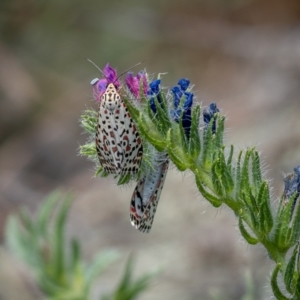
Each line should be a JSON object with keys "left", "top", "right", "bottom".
{"left": 93, "top": 81, "right": 143, "bottom": 174}
{"left": 96, "top": 83, "right": 143, "bottom": 174}
{"left": 88, "top": 60, "right": 144, "bottom": 175}
{"left": 130, "top": 152, "right": 169, "bottom": 233}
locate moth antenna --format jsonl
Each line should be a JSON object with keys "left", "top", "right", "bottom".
{"left": 115, "top": 60, "right": 145, "bottom": 82}
{"left": 85, "top": 57, "right": 104, "bottom": 75}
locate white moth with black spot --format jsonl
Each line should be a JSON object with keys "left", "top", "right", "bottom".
{"left": 92, "top": 80, "right": 143, "bottom": 174}
{"left": 130, "top": 152, "right": 169, "bottom": 233}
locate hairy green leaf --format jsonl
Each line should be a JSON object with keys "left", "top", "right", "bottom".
{"left": 238, "top": 217, "right": 258, "bottom": 245}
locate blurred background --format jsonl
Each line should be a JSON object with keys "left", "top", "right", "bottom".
{"left": 1, "top": 0, "right": 300, "bottom": 299}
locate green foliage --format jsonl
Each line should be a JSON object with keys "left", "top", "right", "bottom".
{"left": 101, "top": 255, "right": 158, "bottom": 300}
{"left": 79, "top": 72, "right": 300, "bottom": 299}
{"left": 6, "top": 191, "right": 155, "bottom": 300}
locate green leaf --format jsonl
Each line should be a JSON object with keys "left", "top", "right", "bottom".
{"left": 137, "top": 113, "right": 166, "bottom": 151}
{"left": 122, "top": 97, "right": 140, "bottom": 121}
{"left": 257, "top": 182, "right": 273, "bottom": 235}
{"left": 117, "top": 174, "right": 131, "bottom": 185}
{"left": 153, "top": 94, "right": 172, "bottom": 134}
{"left": 95, "top": 167, "right": 111, "bottom": 179}
{"left": 211, "top": 159, "right": 225, "bottom": 197}
{"left": 70, "top": 239, "right": 81, "bottom": 273}
{"left": 234, "top": 151, "right": 243, "bottom": 200}
{"left": 80, "top": 109, "right": 98, "bottom": 135}
{"left": 284, "top": 244, "right": 298, "bottom": 294}
{"left": 171, "top": 122, "right": 188, "bottom": 160}
{"left": 273, "top": 196, "right": 296, "bottom": 252}
{"left": 85, "top": 250, "right": 120, "bottom": 287}
{"left": 143, "top": 92, "right": 170, "bottom": 137}
{"left": 238, "top": 216, "right": 258, "bottom": 245}
{"left": 38, "top": 275, "right": 65, "bottom": 297}
{"left": 147, "top": 100, "right": 157, "bottom": 124}
{"left": 271, "top": 264, "right": 292, "bottom": 300}
{"left": 80, "top": 143, "right": 97, "bottom": 158}
{"left": 214, "top": 115, "right": 225, "bottom": 149}
{"left": 256, "top": 181, "right": 266, "bottom": 208}
{"left": 102, "top": 255, "right": 158, "bottom": 300}
{"left": 158, "top": 91, "right": 171, "bottom": 121}
{"left": 195, "top": 174, "right": 222, "bottom": 207}
{"left": 95, "top": 166, "right": 104, "bottom": 176}
{"left": 227, "top": 145, "right": 234, "bottom": 168}
{"left": 260, "top": 201, "right": 274, "bottom": 236}
{"left": 287, "top": 197, "right": 300, "bottom": 246}
{"left": 19, "top": 208, "right": 34, "bottom": 233}
{"left": 38, "top": 190, "right": 62, "bottom": 235}
{"left": 240, "top": 192, "right": 258, "bottom": 229}
{"left": 53, "top": 194, "right": 73, "bottom": 280}
{"left": 116, "top": 255, "right": 134, "bottom": 292}
{"left": 295, "top": 272, "right": 300, "bottom": 298}
{"left": 240, "top": 149, "right": 253, "bottom": 201}
{"left": 189, "top": 105, "right": 201, "bottom": 159}
{"left": 219, "top": 149, "right": 234, "bottom": 194}
{"left": 251, "top": 151, "right": 263, "bottom": 194}
{"left": 249, "top": 190, "right": 259, "bottom": 217}
{"left": 166, "top": 129, "right": 188, "bottom": 171}
{"left": 179, "top": 113, "right": 189, "bottom": 155}
{"left": 6, "top": 191, "right": 127, "bottom": 300}
{"left": 6, "top": 216, "right": 34, "bottom": 265}
{"left": 201, "top": 119, "right": 214, "bottom": 170}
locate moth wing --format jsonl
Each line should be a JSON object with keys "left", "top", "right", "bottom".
{"left": 96, "top": 99, "right": 142, "bottom": 174}
{"left": 118, "top": 101, "right": 143, "bottom": 174}
{"left": 95, "top": 105, "right": 121, "bottom": 174}
{"left": 130, "top": 159, "right": 169, "bottom": 233}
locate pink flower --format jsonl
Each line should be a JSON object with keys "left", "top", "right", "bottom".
{"left": 103, "top": 63, "right": 121, "bottom": 89}
{"left": 125, "top": 72, "right": 148, "bottom": 100}
{"left": 91, "top": 78, "right": 107, "bottom": 102}
{"left": 90, "top": 64, "right": 121, "bottom": 102}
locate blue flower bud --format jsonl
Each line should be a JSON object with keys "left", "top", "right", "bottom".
{"left": 183, "top": 92, "right": 193, "bottom": 110}
{"left": 171, "top": 86, "right": 183, "bottom": 109}
{"left": 283, "top": 166, "right": 300, "bottom": 211}
{"left": 170, "top": 84, "right": 194, "bottom": 138}
{"left": 178, "top": 78, "right": 190, "bottom": 91}
{"left": 149, "top": 79, "right": 161, "bottom": 94}
{"left": 170, "top": 108, "right": 181, "bottom": 122}
{"left": 149, "top": 97, "right": 157, "bottom": 113}
{"left": 147, "top": 79, "right": 162, "bottom": 113}
{"left": 203, "top": 102, "right": 219, "bottom": 134}
{"left": 182, "top": 92, "right": 193, "bottom": 138}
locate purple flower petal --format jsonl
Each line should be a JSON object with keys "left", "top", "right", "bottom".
{"left": 92, "top": 78, "right": 108, "bottom": 102}
{"left": 125, "top": 72, "right": 139, "bottom": 98}
{"left": 137, "top": 72, "right": 148, "bottom": 97}
{"left": 103, "top": 63, "right": 117, "bottom": 82}
{"left": 90, "top": 63, "right": 122, "bottom": 102}
{"left": 125, "top": 71, "right": 148, "bottom": 99}
{"left": 103, "top": 63, "right": 121, "bottom": 90}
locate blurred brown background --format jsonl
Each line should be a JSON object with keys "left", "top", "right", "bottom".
{"left": 1, "top": 0, "right": 300, "bottom": 299}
